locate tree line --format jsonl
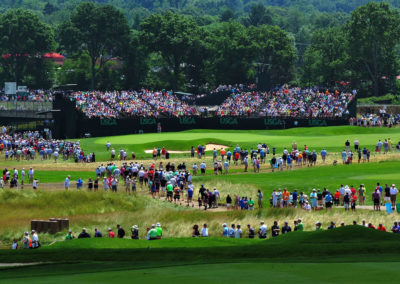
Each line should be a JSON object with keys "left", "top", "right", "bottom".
{"left": 0, "top": 1, "right": 399, "bottom": 97}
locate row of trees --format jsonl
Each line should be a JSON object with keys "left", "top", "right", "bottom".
{"left": 0, "top": 2, "right": 399, "bottom": 96}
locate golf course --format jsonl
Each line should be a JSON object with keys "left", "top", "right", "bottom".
{"left": 1, "top": 126, "right": 400, "bottom": 283}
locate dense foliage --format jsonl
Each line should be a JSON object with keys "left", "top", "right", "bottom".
{"left": 0, "top": 1, "right": 399, "bottom": 96}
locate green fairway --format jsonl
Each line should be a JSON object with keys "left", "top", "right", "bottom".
{"left": 1, "top": 227, "right": 400, "bottom": 283}
{"left": 4, "top": 262, "right": 399, "bottom": 284}
{"left": 78, "top": 126, "right": 400, "bottom": 160}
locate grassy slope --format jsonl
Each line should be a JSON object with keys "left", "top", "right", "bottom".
{"left": 1, "top": 227, "right": 400, "bottom": 283}
{"left": 79, "top": 126, "right": 400, "bottom": 160}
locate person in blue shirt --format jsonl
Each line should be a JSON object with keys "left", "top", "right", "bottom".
{"left": 228, "top": 224, "right": 235, "bottom": 238}
{"left": 224, "top": 160, "right": 229, "bottom": 174}
{"left": 187, "top": 186, "right": 194, "bottom": 207}
{"left": 287, "top": 155, "right": 292, "bottom": 169}
{"left": 325, "top": 191, "right": 333, "bottom": 211}
{"left": 94, "top": 227, "right": 102, "bottom": 237}
{"left": 260, "top": 149, "right": 265, "bottom": 164}
{"left": 213, "top": 149, "right": 217, "bottom": 161}
{"left": 341, "top": 150, "right": 347, "bottom": 164}
{"left": 235, "top": 145, "right": 240, "bottom": 153}
{"left": 292, "top": 190, "right": 298, "bottom": 208}
{"left": 239, "top": 198, "right": 245, "bottom": 210}
{"left": 222, "top": 224, "right": 229, "bottom": 237}
{"left": 321, "top": 149, "right": 327, "bottom": 163}
{"left": 227, "top": 151, "right": 232, "bottom": 163}
{"left": 257, "top": 189, "right": 263, "bottom": 208}
{"left": 76, "top": 177, "right": 83, "bottom": 189}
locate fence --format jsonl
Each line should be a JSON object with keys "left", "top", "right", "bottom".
{"left": 0, "top": 101, "right": 53, "bottom": 112}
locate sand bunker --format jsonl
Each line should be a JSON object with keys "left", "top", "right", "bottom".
{"left": 144, "top": 144, "right": 229, "bottom": 154}
{"left": 204, "top": 144, "right": 229, "bottom": 151}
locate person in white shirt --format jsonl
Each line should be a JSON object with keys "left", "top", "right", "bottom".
{"left": 54, "top": 151, "right": 59, "bottom": 163}
{"left": 200, "top": 162, "right": 206, "bottom": 175}
{"left": 32, "top": 179, "right": 39, "bottom": 190}
{"left": 235, "top": 225, "right": 242, "bottom": 238}
{"left": 28, "top": 167, "right": 34, "bottom": 183}
{"left": 201, "top": 224, "right": 208, "bottom": 237}
{"left": 213, "top": 188, "right": 220, "bottom": 208}
{"left": 64, "top": 176, "right": 70, "bottom": 190}
{"left": 390, "top": 184, "right": 398, "bottom": 209}
{"left": 11, "top": 238, "right": 18, "bottom": 249}
{"left": 192, "top": 163, "right": 198, "bottom": 176}
{"left": 258, "top": 221, "right": 267, "bottom": 239}
{"left": 31, "top": 230, "right": 39, "bottom": 248}
{"left": 21, "top": 168, "right": 25, "bottom": 182}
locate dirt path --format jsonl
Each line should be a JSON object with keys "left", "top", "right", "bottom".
{"left": 0, "top": 262, "right": 45, "bottom": 267}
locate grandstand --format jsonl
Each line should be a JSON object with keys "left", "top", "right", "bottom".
{"left": 1, "top": 86, "right": 356, "bottom": 138}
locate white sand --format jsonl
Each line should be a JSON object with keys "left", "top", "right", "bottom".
{"left": 144, "top": 144, "right": 229, "bottom": 154}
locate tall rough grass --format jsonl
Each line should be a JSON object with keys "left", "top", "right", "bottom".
{"left": 0, "top": 189, "right": 398, "bottom": 249}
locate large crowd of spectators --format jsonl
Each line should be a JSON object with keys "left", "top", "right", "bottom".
{"left": 0, "top": 90, "right": 54, "bottom": 102}
{"left": 72, "top": 90, "right": 198, "bottom": 118}
{"left": 259, "top": 87, "right": 354, "bottom": 118}
{"left": 350, "top": 109, "right": 400, "bottom": 127}
{"left": 0, "top": 128, "right": 92, "bottom": 163}
{"left": 66, "top": 86, "right": 356, "bottom": 119}
{"left": 216, "top": 91, "right": 266, "bottom": 116}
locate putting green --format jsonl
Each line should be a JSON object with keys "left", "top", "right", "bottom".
{"left": 93, "top": 126, "right": 400, "bottom": 148}
{"left": 4, "top": 262, "right": 398, "bottom": 283}
{"left": 73, "top": 126, "right": 400, "bottom": 160}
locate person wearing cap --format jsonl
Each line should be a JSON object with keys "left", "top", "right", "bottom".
{"left": 315, "top": 222, "right": 322, "bottom": 231}
{"left": 131, "top": 225, "right": 139, "bottom": 239}
{"left": 65, "top": 230, "right": 75, "bottom": 240}
{"left": 28, "top": 167, "right": 34, "bottom": 184}
{"left": 281, "top": 222, "right": 291, "bottom": 234}
{"left": 358, "top": 184, "right": 366, "bottom": 205}
{"left": 258, "top": 221, "right": 267, "bottom": 239}
{"left": 222, "top": 223, "right": 229, "bottom": 237}
{"left": 94, "top": 227, "right": 103, "bottom": 238}
{"left": 31, "top": 230, "right": 39, "bottom": 249}
{"left": 64, "top": 175, "right": 70, "bottom": 190}
{"left": 108, "top": 228, "right": 115, "bottom": 238}
{"left": 327, "top": 221, "right": 336, "bottom": 230}
{"left": 22, "top": 232, "right": 30, "bottom": 249}
{"left": 147, "top": 224, "right": 158, "bottom": 240}
{"left": 296, "top": 219, "right": 304, "bottom": 231}
{"left": 390, "top": 184, "right": 398, "bottom": 210}
{"left": 78, "top": 228, "right": 90, "bottom": 238}
{"left": 310, "top": 189, "right": 317, "bottom": 210}
{"left": 156, "top": 223, "right": 163, "bottom": 239}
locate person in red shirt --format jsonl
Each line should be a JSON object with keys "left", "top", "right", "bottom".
{"left": 234, "top": 152, "right": 240, "bottom": 165}
{"left": 108, "top": 228, "right": 115, "bottom": 238}
{"left": 334, "top": 190, "right": 341, "bottom": 206}
{"left": 351, "top": 194, "right": 357, "bottom": 211}
{"left": 350, "top": 185, "right": 356, "bottom": 195}
{"left": 377, "top": 224, "right": 386, "bottom": 232}
{"left": 368, "top": 223, "right": 376, "bottom": 229}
